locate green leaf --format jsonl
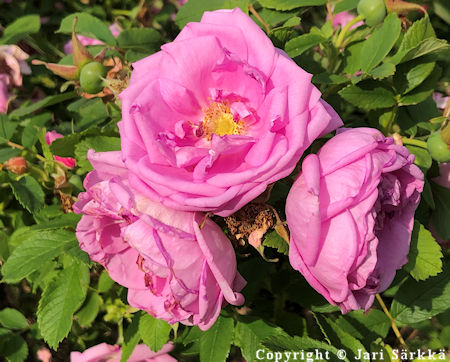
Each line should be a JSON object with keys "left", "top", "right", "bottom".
{"left": 335, "top": 310, "right": 390, "bottom": 347}
{"left": 258, "top": 0, "right": 326, "bottom": 11}
{"left": 75, "top": 292, "right": 101, "bottom": 327}
{"left": 338, "top": 83, "right": 396, "bottom": 110}
{"left": 58, "top": 13, "right": 116, "bottom": 45}
{"left": 1, "top": 334, "right": 28, "bottom": 362}
{"left": 139, "top": 314, "right": 172, "bottom": 353}
{"left": 334, "top": 0, "right": 359, "bottom": 13}
{"left": 399, "top": 66, "right": 442, "bottom": 106}
{"left": 404, "top": 222, "right": 443, "bottom": 281}
{"left": 251, "top": 8, "right": 298, "bottom": 28}
{"left": 315, "top": 314, "right": 368, "bottom": 362}
{"left": 9, "top": 176, "right": 45, "bottom": 215}
{"left": 404, "top": 145, "right": 432, "bottom": 170}
{"left": 367, "top": 63, "right": 396, "bottom": 80}
{"left": 394, "top": 61, "right": 435, "bottom": 94}
{"left": 312, "top": 73, "right": 349, "bottom": 85}
{"left": 360, "top": 13, "right": 401, "bottom": 72}
{"left": 0, "top": 309, "right": 28, "bottom": 330}
{"left": 397, "top": 38, "right": 449, "bottom": 64}
{"left": 1, "top": 230, "right": 76, "bottom": 283}
{"left": 37, "top": 262, "right": 89, "bottom": 350}
{"left": 97, "top": 270, "right": 115, "bottom": 293}
{"left": 263, "top": 230, "right": 289, "bottom": 255}
{"left": 117, "top": 28, "right": 161, "bottom": 52}
{"left": 175, "top": 0, "right": 249, "bottom": 29}
{"left": 234, "top": 317, "right": 287, "bottom": 362}
{"left": 285, "top": 33, "right": 327, "bottom": 58}
{"left": 121, "top": 312, "right": 142, "bottom": 362}
{"left": 0, "top": 148, "right": 21, "bottom": 163}
{"left": 9, "top": 92, "right": 77, "bottom": 119}
{"left": 261, "top": 334, "right": 345, "bottom": 362}
{"left": 0, "top": 15, "right": 40, "bottom": 44}
{"left": 390, "top": 259, "right": 450, "bottom": 324}
{"left": 431, "top": 182, "right": 450, "bottom": 239}
{"left": 200, "top": 315, "right": 234, "bottom": 362}
{"left": 0, "top": 115, "right": 18, "bottom": 144}
{"left": 75, "top": 136, "right": 121, "bottom": 172}
{"left": 49, "top": 133, "right": 81, "bottom": 157}
{"left": 67, "top": 98, "right": 109, "bottom": 131}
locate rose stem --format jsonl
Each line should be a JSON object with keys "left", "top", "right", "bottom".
{"left": 7, "top": 140, "right": 47, "bottom": 162}
{"left": 248, "top": 4, "right": 271, "bottom": 34}
{"left": 375, "top": 294, "right": 409, "bottom": 351}
{"left": 335, "top": 14, "right": 365, "bottom": 48}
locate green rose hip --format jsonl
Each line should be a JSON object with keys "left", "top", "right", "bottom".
{"left": 79, "top": 61, "right": 107, "bottom": 94}
{"left": 427, "top": 132, "right": 450, "bottom": 163}
{"left": 357, "top": 0, "right": 386, "bottom": 26}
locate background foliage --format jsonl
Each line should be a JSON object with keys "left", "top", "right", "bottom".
{"left": 0, "top": 0, "right": 449, "bottom": 361}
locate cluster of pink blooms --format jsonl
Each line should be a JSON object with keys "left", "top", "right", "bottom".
{"left": 73, "top": 8, "right": 424, "bottom": 342}
{"left": 0, "top": 45, "right": 31, "bottom": 113}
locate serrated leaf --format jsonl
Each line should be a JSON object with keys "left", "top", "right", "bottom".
{"left": 404, "top": 222, "right": 443, "bottom": 281}
{"left": 37, "top": 262, "right": 89, "bottom": 350}
{"left": 315, "top": 314, "right": 368, "bottom": 362}
{"left": 431, "top": 182, "right": 450, "bottom": 239}
{"left": 367, "top": 63, "right": 396, "bottom": 80}
{"left": 0, "top": 309, "right": 28, "bottom": 330}
{"left": 117, "top": 28, "right": 161, "bottom": 52}
{"left": 139, "top": 314, "right": 171, "bottom": 353}
{"left": 338, "top": 83, "right": 396, "bottom": 110}
{"left": 1, "top": 229, "right": 77, "bottom": 283}
{"left": 0, "top": 14, "right": 40, "bottom": 45}
{"left": 121, "top": 312, "right": 142, "bottom": 362}
{"left": 399, "top": 66, "right": 442, "bottom": 106}
{"left": 258, "top": 0, "right": 326, "bottom": 11}
{"left": 399, "top": 38, "right": 449, "bottom": 64}
{"left": 390, "top": 259, "right": 450, "bottom": 324}
{"left": 58, "top": 13, "right": 116, "bottom": 45}
{"left": 9, "top": 92, "right": 77, "bottom": 119}
{"left": 285, "top": 33, "right": 327, "bottom": 58}
{"left": 234, "top": 317, "right": 287, "bottom": 361}
{"left": 0, "top": 115, "right": 18, "bottom": 144}
{"left": 9, "top": 175, "right": 45, "bottom": 215}
{"left": 361, "top": 14, "right": 401, "bottom": 72}
{"left": 1, "top": 334, "right": 28, "bottom": 362}
{"left": 175, "top": 0, "right": 249, "bottom": 29}
{"left": 49, "top": 134, "right": 81, "bottom": 157}
{"left": 394, "top": 61, "right": 435, "bottom": 94}
{"left": 97, "top": 270, "right": 115, "bottom": 293}
{"left": 75, "top": 292, "right": 101, "bottom": 327}
{"left": 200, "top": 315, "right": 234, "bottom": 362}
{"left": 75, "top": 136, "right": 121, "bottom": 173}
{"left": 263, "top": 230, "right": 289, "bottom": 255}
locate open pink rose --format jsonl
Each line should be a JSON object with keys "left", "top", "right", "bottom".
{"left": 0, "top": 45, "right": 31, "bottom": 113}
{"left": 45, "top": 131, "right": 76, "bottom": 168}
{"left": 70, "top": 343, "right": 175, "bottom": 362}
{"left": 73, "top": 150, "right": 245, "bottom": 330}
{"left": 63, "top": 24, "right": 121, "bottom": 54}
{"left": 286, "top": 128, "right": 424, "bottom": 313}
{"left": 119, "top": 8, "right": 342, "bottom": 217}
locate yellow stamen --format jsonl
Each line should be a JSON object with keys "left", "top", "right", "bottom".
{"left": 202, "top": 102, "right": 245, "bottom": 140}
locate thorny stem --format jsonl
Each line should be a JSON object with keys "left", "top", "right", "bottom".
{"left": 335, "top": 14, "right": 365, "bottom": 48}
{"left": 376, "top": 294, "right": 409, "bottom": 351}
{"left": 248, "top": 3, "right": 271, "bottom": 34}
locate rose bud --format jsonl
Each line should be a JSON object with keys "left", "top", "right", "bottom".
{"left": 73, "top": 150, "right": 245, "bottom": 330}
{"left": 286, "top": 128, "right": 424, "bottom": 313}
{"left": 3, "top": 156, "right": 27, "bottom": 175}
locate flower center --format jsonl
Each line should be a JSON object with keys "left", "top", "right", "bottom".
{"left": 201, "top": 102, "right": 245, "bottom": 140}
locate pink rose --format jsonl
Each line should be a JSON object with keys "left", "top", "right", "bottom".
{"left": 63, "top": 24, "right": 121, "bottom": 54}
{"left": 118, "top": 8, "right": 342, "bottom": 217}
{"left": 286, "top": 128, "right": 424, "bottom": 313}
{"left": 73, "top": 150, "right": 245, "bottom": 330}
{"left": 45, "top": 131, "right": 76, "bottom": 168}
{"left": 70, "top": 343, "right": 175, "bottom": 362}
{"left": 0, "top": 45, "right": 31, "bottom": 113}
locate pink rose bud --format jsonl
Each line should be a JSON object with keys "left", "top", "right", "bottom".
{"left": 118, "top": 8, "right": 342, "bottom": 217}
{"left": 4, "top": 156, "right": 27, "bottom": 174}
{"left": 45, "top": 131, "right": 76, "bottom": 168}
{"left": 286, "top": 128, "right": 424, "bottom": 313}
{"left": 70, "top": 343, "right": 175, "bottom": 362}
{"left": 73, "top": 150, "right": 245, "bottom": 330}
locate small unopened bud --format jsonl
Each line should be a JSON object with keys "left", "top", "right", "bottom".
{"left": 4, "top": 156, "right": 27, "bottom": 175}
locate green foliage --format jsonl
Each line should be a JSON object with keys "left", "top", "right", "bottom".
{"left": 0, "top": 14, "right": 40, "bottom": 45}
{"left": 263, "top": 230, "right": 289, "bottom": 255}
{"left": 200, "top": 315, "right": 234, "bottom": 362}
{"left": 58, "top": 13, "right": 116, "bottom": 45}
{"left": 139, "top": 314, "right": 172, "bottom": 353}
{"left": 258, "top": 0, "right": 327, "bottom": 11}
{"left": 9, "top": 175, "right": 45, "bottom": 215}
{"left": 0, "top": 308, "right": 28, "bottom": 330}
